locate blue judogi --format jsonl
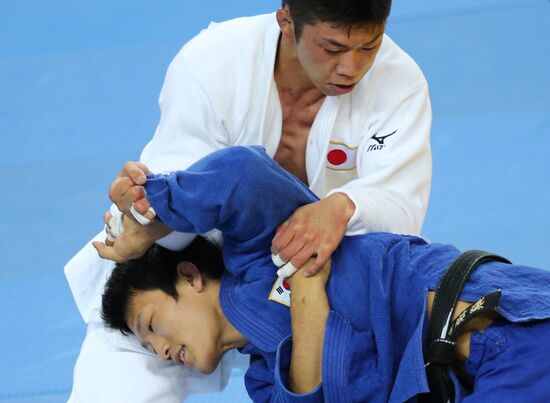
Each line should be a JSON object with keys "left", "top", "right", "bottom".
{"left": 144, "top": 146, "right": 550, "bottom": 402}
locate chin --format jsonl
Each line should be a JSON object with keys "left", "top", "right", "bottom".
{"left": 196, "top": 354, "right": 222, "bottom": 375}
{"left": 197, "top": 362, "right": 218, "bottom": 375}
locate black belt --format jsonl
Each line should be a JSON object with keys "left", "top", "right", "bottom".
{"left": 419, "top": 250, "right": 511, "bottom": 403}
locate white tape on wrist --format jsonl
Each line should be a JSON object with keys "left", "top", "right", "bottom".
{"left": 276, "top": 262, "right": 298, "bottom": 279}
{"left": 271, "top": 253, "right": 287, "bottom": 268}
{"left": 130, "top": 204, "right": 156, "bottom": 225}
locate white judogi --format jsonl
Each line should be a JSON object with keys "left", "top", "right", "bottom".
{"left": 66, "top": 13, "right": 431, "bottom": 402}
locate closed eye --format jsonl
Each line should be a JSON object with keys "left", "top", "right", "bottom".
{"left": 324, "top": 48, "right": 342, "bottom": 55}
{"left": 141, "top": 342, "right": 156, "bottom": 354}
{"left": 148, "top": 318, "right": 154, "bottom": 333}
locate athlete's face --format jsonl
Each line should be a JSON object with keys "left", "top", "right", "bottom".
{"left": 126, "top": 266, "right": 224, "bottom": 374}
{"left": 295, "top": 22, "right": 385, "bottom": 96}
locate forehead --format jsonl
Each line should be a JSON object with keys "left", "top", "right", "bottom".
{"left": 303, "top": 20, "right": 384, "bottom": 43}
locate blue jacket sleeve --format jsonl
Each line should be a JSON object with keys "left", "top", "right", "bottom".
{"left": 245, "top": 337, "right": 324, "bottom": 403}
{"left": 144, "top": 146, "right": 318, "bottom": 272}
{"left": 319, "top": 311, "right": 407, "bottom": 403}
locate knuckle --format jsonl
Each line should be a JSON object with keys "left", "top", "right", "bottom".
{"left": 124, "top": 161, "right": 136, "bottom": 170}
{"left": 122, "top": 162, "right": 133, "bottom": 173}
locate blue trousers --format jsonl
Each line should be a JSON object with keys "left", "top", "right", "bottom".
{"left": 461, "top": 318, "right": 550, "bottom": 402}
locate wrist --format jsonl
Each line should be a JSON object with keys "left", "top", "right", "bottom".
{"left": 328, "top": 192, "right": 356, "bottom": 222}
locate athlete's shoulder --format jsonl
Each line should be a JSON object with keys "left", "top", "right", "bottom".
{"left": 354, "top": 34, "right": 428, "bottom": 104}
{"left": 170, "top": 13, "right": 277, "bottom": 78}
{"left": 375, "top": 34, "right": 427, "bottom": 86}
{"left": 161, "top": 12, "right": 278, "bottom": 125}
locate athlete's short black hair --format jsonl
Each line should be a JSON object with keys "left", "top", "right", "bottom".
{"left": 282, "top": 0, "right": 392, "bottom": 39}
{"left": 101, "top": 236, "right": 225, "bottom": 334}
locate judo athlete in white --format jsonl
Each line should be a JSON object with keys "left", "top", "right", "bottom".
{"left": 66, "top": 1, "right": 432, "bottom": 401}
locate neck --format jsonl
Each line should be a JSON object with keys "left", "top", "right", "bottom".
{"left": 275, "top": 33, "right": 319, "bottom": 97}
{"left": 220, "top": 315, "right": 248, "bottom": 351}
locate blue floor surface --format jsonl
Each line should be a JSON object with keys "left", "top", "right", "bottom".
{"left": 1, "top": 0, "right": 548, "bottom": 401}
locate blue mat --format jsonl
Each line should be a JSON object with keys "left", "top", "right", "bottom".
{"left": 1, "top": 1, "right": 548, "bottom": 401}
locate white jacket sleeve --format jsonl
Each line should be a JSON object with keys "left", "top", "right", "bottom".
{"left": 328, "top": 82, "right": 432, "bottom": 236}
{"left": 139, "top": 53, "right": 232, "bottom": 250}
{"left": 139, "top": 55, "right": 230, "bottom": 173}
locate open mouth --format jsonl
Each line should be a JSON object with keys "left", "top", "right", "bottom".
{"left": 330, "top": 83, "right": 356, "bottom": 94}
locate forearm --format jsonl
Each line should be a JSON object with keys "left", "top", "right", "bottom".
{"left": 289, "top": 279, "right": 330, "bottom": 394}
{"left": 145, "top": 146, "right": 317, "bottom": 243}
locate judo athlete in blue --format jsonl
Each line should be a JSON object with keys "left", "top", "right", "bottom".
{"left": 101, "top": 146, "right": 550, "bottom": 402}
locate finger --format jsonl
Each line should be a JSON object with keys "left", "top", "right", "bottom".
{"left": 276, "top": 261, "right": 298, "bottom": 278}
{"left": 288, "top": 244, "right": 318, "bottom": 274}
{"left": 271, "top": 220, "right": 293, "bottom": 253}
{"left": 92, "top": 241, "right": 127, "bottom": 263}
{"left": 121, "top": 161, "right": 150, "bottom": 185}
{"left": 273, "top": 219, "right": 290, "bottom": 238}
{"left": 303, "top": 244, "right": 335, "bottom": 277}
{"left": 129, "top": 185, "right": 147, "bottom": 202}
{"left": 109, "top": 177, "right": 139, "bottom": 203}
{"left": 130, "top": 204, "right": 156, "bottom": 225}
{"left": 271, "top": 253, "right": 287, "bottom": 267}
{"left": 115, "top": 185, "right": 146, "bottom": 215}
{"left": 105, "top": 224, "right": 116, "bottom": 243}
{"left": 103, "top": 211, "right": 113, "bottom": 225}
{"left": 104, "top": 211, "right": 117, "bottom": 242}
{"left": 276, "top": 235, "right": 307, "bottom": 263}
{"left": 106, "top": 211, "right": 125, "bottom": 240}
{"left": 134, "top": 197, "right": 152, "bottom": 215}
{"left": 121, "top": 185, "right": 146, "bottom": 206}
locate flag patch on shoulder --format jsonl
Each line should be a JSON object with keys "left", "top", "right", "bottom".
{"left": 268, "top": 276, "right": 292, "bottom": 307}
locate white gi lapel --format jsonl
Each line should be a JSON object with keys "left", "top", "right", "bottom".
{"left": 257, "top": 19, "right": 284, "bottom": 157}
{"left": 307, "top": 95, "right": 341, "bottom": 190}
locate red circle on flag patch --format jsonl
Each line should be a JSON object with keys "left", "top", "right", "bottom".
{"left": 327, "top": 149, "right": 347, "bottom": 166}
{"left": 282, "top": 279, "right": 291, "bottom": 290}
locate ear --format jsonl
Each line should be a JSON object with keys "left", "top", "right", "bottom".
{"left": 176, "top": 261, "right": 205, "bottom": 292}
{"left": 276, "top": 7, "right": 295, "bottom": 40}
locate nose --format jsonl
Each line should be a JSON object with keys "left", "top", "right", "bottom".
{"left": 335, "top": 50, "right": 361, "bottom": 78}
{"left": 151, "top": 337, "right": 171, "bottom": 360}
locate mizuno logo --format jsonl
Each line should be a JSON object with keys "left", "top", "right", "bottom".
{"left": 367, "top": 130, "right": 397, "bottom": 152}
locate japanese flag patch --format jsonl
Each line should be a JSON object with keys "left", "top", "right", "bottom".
{"left": 269, "top": 276, "right": 292, "bottom": 307}
{"left": 326, "top": 141, "right": 358, "bottom": 171}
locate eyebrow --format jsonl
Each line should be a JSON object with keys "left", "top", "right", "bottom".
{"left": 323, "top": 32, "right": 383, "bottom": 48}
